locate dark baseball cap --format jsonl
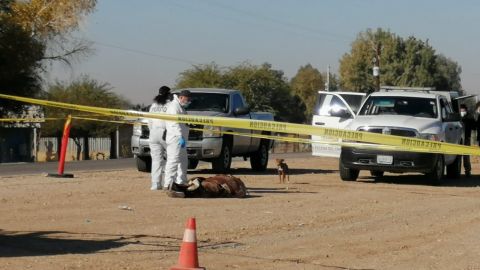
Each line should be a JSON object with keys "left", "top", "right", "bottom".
{"left": 178, "top": 90, "right": 192, "bottom": 97}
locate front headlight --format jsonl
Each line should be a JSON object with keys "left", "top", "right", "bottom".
{"left": 203, "top": 125, "right": 222, "bottom": 137}
{"left": 419, "top": 133, "right": 440, "bottom": 141}
{"left": 133, "top": 123, "right": 142, "bottom": 136}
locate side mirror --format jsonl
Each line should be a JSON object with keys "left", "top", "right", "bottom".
{"left": 445, "top": 112, "right": 461, "bottom": 122}
{"left": 234, "top": 106, "right": 250, "bottom": 116}
{"left": 330, "top": 108, "right": 352, "bottom": 119}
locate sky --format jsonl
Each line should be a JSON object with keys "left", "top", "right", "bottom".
{"left": 46, "top": 0, "right": 480, "bottom": 105}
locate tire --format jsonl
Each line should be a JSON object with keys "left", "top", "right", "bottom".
{"left": 339, "top": 158, "right": 359, "bottom": 181}
{"left": 370, "top": 170, "right": 384, "bottom": 178}
{"left": 250, "top": 140, "right": 270, "bottom": 171}
{"left": 188, "top": 159, "right": 199, "bottom": 170}
{"left": 446, "top": 155, "right": 461, "bottom": 179}
{"left": 426, "top": 155, "right": 444, "bottom": 185}
{"left": 212, "top": 138, "right": 232, "bottom": 173}
{"left": 136, "top": 156, "right": 151, "bottom": 172}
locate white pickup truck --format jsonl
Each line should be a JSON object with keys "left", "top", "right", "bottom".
{"left": 312, "top": 88, "right": 464, "bottom": 184}
{"left": 131, "top": 88, "right": 274, "bottom": 173}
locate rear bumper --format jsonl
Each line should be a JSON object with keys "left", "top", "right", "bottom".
{"left": 341, "top": 147, "right": 439, "bottom": 173}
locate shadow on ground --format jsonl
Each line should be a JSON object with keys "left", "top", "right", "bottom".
{"left": 248, "top": 187, "right": 317, "bottom": 194}
{"left": 0, "top": 230, "right": 129, "bottom": 257}
{"left": 358, "top": 174, "right": 480, "bottom": 187}
{"left": 0, "top": 230, "right": 242, "bottom": 258}
{"left": 192, "top": 168, "right": 337, "bottom": 176}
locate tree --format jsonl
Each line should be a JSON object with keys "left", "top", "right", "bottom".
{"left": 339, "top": 28, "right": 462, "bottom": 92}
{"left": 42, "top": 76, "right": 130, "bottom": 160}
{"left": 176, "top": 63, "right": 224, "bottom": 88}
{"left": 324, "top": 72, "right": 339, "bottom": 92}
{"left": 224, "top": 63, "right": 306, "bottom": 123}
{"left": 176, "top": 62, "right": 306, "bottom": 123}
{"left": 0, "top": 0, "right": 97, "bottom": 116}
{"left": 7, "top": 0, "right": 97, "bottom": 65}
{"left": 0, "top": 15, "right": 45, "bottom": 117}
{"left": 435, "top": 54, "right": 462, "bottom": 90}
{"left": 290, "top": 64, "right": 324, "bottom": 120}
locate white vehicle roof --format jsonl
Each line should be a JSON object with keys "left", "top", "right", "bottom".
{"left": 317, "top": 91, "right": 365, "bottom": 96}
{"left": 175, "top": 88, "right": 239, "bottom": 94}
{"left": 369, "top": 91, "right": 440, "bottom": 99}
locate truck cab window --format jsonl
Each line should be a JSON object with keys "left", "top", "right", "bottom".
{"left": 329, "top": 96, "right": 349, "bottom": 116}
{"left": 232, "top": 94, "right": 245, "bottom": 111}
{"left": 314, "top": 94, "right": 348, "bottom": 116}
{"left": 440, "top": 98, "right": 451, "bottom": 120}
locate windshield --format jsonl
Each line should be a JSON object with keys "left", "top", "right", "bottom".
{"left": 339, "top": 94, "right": 364, "bottom": 114}
{"left": 185, "top": 93, "right": 229, "bottom": 113}
{"left": 359, "top": 96, "right": 438, "bottom": 118}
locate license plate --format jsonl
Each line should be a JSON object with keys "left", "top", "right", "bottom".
{"left": 377, "top": 155, "right": 393, "bottom": 165}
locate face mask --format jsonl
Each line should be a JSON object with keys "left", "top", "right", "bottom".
{"left": 181, "top": 101, "right": 191, "bottom": 108}
{"left": 460, "top": 111, "right": 467, "bottom": 117}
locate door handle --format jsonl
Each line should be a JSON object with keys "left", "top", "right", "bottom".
{"left": 314, "top": 122, "right": 325, "bottom": 126}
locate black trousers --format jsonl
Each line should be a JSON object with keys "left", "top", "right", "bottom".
{"left": 463, "top": 139, "right": 471, "bottom": 173}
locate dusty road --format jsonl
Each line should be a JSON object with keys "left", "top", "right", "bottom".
{"left": 1, "top": 155, "right": 480, "bottom": 270}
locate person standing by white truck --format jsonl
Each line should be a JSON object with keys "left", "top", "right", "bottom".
{"left": 148, "top": 86, "right": 171, "bottom": 190}
{"left": 131, "top": 88, "right": 274, "bottom": 173}
{"left": 163, "top": 90, "right": 191, "bottom": 195}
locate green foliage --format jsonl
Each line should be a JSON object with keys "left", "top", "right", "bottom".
{"left": 290, "top": 64, "right": 324, "bottom": 120}
{"left": 0, "top": 0, "right": 98, "bottom": 116}
{"left": 9, "top": 0, "right": 97, "bottom": 40}
{"left": 0, "top": 0, "right": 13, "bottom": 13}
{"left": 339, "top": 28, "right": 462, "bottom": 92}
{"left": 0, "top": 15, "right": 45, "bottom": 117}
{"left": 42, "top": 76, "right": 130, "bottom": 137}
{"left": 435, "top": 54, "right": 462, "bottom": 90}
{"left": 176, "top": 62, "right": 306, "bottom": 123}
{"left": 325, "top": 73, "right": 339, "bottom": 91}
{"left": 176, "top": 63, "right": 224, "bottom": 88}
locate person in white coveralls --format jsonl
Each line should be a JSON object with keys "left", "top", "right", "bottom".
{"left": 163, "top": 90, "right": 191, "bottom": 197}
{"left": 148, "top": 86, "right": 171, "bottom": 190}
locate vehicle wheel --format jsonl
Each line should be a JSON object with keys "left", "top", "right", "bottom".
{"left": 339, "top": 158, "right": 359, "bottom": 181}
{"left": 446, "top": 155, "right": 461, "bottom": 179}
{"left": 427, "top": 155, "right": 444, "bottom": 185}
{"left": 250, "top": 140, "right": 270, "bottom": 171}
{"left": 136, "top": 156, "right": 151, "bottom": 172}
{"left": 212, "top": 139, "right": 232, "bottom": 173}
{"left": 188, "top": 159, "right": 199, "bottom": 170}
{"left": 370, "top": 170, "right": 384, "bottom": 178}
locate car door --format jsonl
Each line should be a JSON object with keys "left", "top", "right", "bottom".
{"left": 311, "top": 92, "right": 365, "bottom": 158}
{"left": 440, "top": 98, "right": 456, "bottom": 143}
{"left": 440, "top": 97, "right": 458, "bottom": 164}
{"left": 231, "top": 93, "right": 251, "bottom": 154}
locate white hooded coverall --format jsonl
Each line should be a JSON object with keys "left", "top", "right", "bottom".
{"left": 163, "top": 94, "right": 190, "bottom": 189}
{"left": 148, "top": 101, "right": 169, "bottom": 190}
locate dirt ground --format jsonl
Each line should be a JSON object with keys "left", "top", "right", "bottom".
{"left": 2, "top": 155, "right": 480, "bottom": 270}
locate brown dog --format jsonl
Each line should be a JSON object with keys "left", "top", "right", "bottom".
{"left": 276, "top": 159, "right": 289, "bottom": 183}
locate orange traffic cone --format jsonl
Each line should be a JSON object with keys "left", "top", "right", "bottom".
{"left": 170, "top": 218, "right": 206, "bottom": 270}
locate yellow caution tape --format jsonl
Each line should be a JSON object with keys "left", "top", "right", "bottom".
{"left": 0, "top": 93, "right": 477, "bottom": 156}
{"left": 0, "top": 114, "right": 466, "bottom": 154}
{"left": 81, "top": 117, "right": 425, "bottom": 153}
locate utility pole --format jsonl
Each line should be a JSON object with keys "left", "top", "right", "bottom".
{"left": 372, "top": 42, "right": 381, "bottom": 91}
{"left": 325, "top": 65, "right": 330, "bottom": 92}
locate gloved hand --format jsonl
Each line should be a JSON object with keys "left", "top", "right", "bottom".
{"left": 179, "top": 136, "right": 186, "bottom": 148}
